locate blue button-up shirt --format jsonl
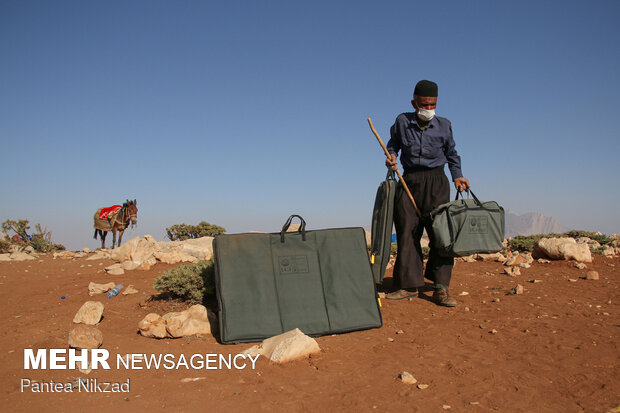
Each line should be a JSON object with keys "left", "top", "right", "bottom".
{"left": 386, "top": 112, "right": 463, "bottom": 180}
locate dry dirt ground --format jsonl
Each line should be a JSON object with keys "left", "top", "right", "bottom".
{"left": 0, "top": 254, "right": 618, "bottom": 413}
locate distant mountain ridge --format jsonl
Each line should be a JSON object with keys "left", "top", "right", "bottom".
{"left": 505, "top": 210, "right": 568, "bottom": 238}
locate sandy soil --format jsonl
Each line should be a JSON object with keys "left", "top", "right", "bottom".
{"left": 0, "top": 253, "right": 618, "bottom": 413}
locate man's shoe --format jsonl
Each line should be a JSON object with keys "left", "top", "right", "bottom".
{"left": 386, "top": 288, "right": 419, "bottom": 300}
{"left": 432, "top": 289, "right": 457, "bottom": 307}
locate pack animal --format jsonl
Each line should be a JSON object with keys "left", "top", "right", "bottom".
{"left": 93, "top": 200, "right": 138, "bottom": 249}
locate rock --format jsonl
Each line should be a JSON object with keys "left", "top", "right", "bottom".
{"left": 518, "top": 263, "right": 531, "bottom": 269}
{"left": 153, "top": 250, "right": 184, "bottom": 264}
{"left": 78, "top": 363, "right": 92, "bottom": 374}
{"left": 88, "top": 282, "right": 115, "bottom": 296}
{"left": 180, "top": 377, "right": 206, "bottom": 383}
{"left": 420, "top": 235, "right": 430, "bottom": 248}
{"left": 73, "top": 301, "right": 104, "bottom": 325}
{"left": 82, "top": 248, "right": 91, "bottom": 253}
{"left": 53, "top": 251, "right": 77, "bottom": 260}
{"left": 121, "top": 260, "right": 141, "bottom": 271}
{"left": 417, "top": 384, "right": 429, "bottom": 389}
{"left": 513, "top": 284, "right": 524, "bottom": 295}
{"left": 137, "top": 261, "right": 154, "bottom": 270}
{"left": 109, "top": 237, "right": 141, "bottom": 262}
{"left": 568, "top": 278, "right": 578, "bottom": 282}
{"left": 503, "top": 266, "right": 521, "bottom": 276}
{"left": 492, "top": 298, "right": 500, "bottom": 303}
{"left": 0, "top": 253, "right": 11, "bottom": 262}
{"left": 601, "top": 246, "right": 616, "bottom": 257}
{"left": 181, "top": 254, "right": 199, "bottom": 263}
{"left": 586, "top": 271, "right": 600, "bottom": 280}
{"left": 138, "top": 313, "right": 169, "bottom": 338}
{"left": 109, "top": 235, "right": 159, "bottom": 263}
{"left": 458, "top": 291, "right": 469, "bottom": 296}
{"left": 9, "top": 244, "right": 21, "bottom": 253}
{"left": 105, "top": 263, "right": 125, "bottom": 275}
{"left": 457, "top": 255, "right": 476, "bottom": 263}
{"left": 164, "top": 305, "right": 214, "bottom": 338}
{"left": 132, "top": 236, "right": 160, "bottom": 262}
{"left": 8, "top": 252, "right": 35, "bottom": 261}
{"left": 23, "top": 245, "right": 36, "bottom": 254}
{"left": 533, "top": 237, "right": 592, "bottom": 263}
{"left": 505, "top": 255, "right": 527, "bottom": 266}
{"left": 69, "top": 325, "right": 103, "bottom": 349}
{"left": 242, "top": 328, "right": 320, "bottom": 363}
{"left": 571, "top": 262, "right": 587, "bottom": 270}
{"left": 529, "top": 279, "right": 542, "bottom": 283}
{"left": 537, "top": 259, "right": 551, "bottom": 264}
{"left": 474, "top": 252, "right": 506, "bottom": 262}
{"left": 490, "top": 329, "right": 498, "bottom": 334}
{"left": 386, "top": 255, "right": 396, "bottom": 270}
{"left": 365, "top": 231, "right": 371, "bottom": 248}
{"left": 443, "top": 406, "right": 451, "bottom": 410}
{"left": 139, "top": 305, "right": 215, "bottom": 339}
{"left": 85, "top": 250, "right": 111, "bottom": 261}
{"left": 180, "top": 237, "right": 214, "bottom": 261}
{"left": 399, "top": 372, "right": 417, "bottom": 384}
{"left": 576, "top": 237, "right": 601, "bottom": 248}
{"left": 122, "top": 285, "right": 139, "bottom": 295}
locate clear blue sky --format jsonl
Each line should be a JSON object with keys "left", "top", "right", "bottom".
{"left": 1, "top": 1, "right": 619, "bottom": 250}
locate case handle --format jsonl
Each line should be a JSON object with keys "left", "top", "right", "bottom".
{"left": 455, "top": 189, "right": 483, "bottom": 206}
{"left": 280, "top": 215, "right": 307, "bottom": 242}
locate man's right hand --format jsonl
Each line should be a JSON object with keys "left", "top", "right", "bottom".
{"left": 386, "top": 153, "right": 398, "bottom": 171}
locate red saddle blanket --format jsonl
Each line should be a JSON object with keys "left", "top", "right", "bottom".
{"left": 99, "top": 205, "right": 122, "bottom": 220}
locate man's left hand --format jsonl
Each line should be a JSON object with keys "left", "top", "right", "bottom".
{"left": 454, "top": 177, "right": 470, "bottom": 192}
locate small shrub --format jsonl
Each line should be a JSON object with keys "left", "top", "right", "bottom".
{"left": 166, "top": 222, "right": 226, "bottom": 241}
{"left": 590, "top": 246, "right": 606, "bottom": 255}
{"left": 390, "top": 242, "right": 398, "bottom": 256}
{"left": 508, "top": 230, "right": 612, "bottom": 253}
{"left": 29, "top": 236, "right": 65, "bottom": 252}
{"left": 508, "top": 233, "right": 564, "bottom": 252}
{"left": 1, "top": 218, "right": 64, "bottom": 252}
{"left": 1, "top": 219, "right": 30, "bottom": 240}
{"left": 153, "top": 259, "right": 215, "bottom": 303}
{"left": 563, "top": 230, "right": 611, "bottom": 245}
{"left": 421, "top": 246, "right": 430, "bottom": 258}
{"left": 0, "top": 239, "right": 10, "bottom": 253}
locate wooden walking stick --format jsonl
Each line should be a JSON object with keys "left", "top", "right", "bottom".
{"left": 367, "top": 117, "right": 422, "bottom": 218}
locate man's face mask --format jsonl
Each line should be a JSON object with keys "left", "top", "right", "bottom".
{"left": 416, "top": 108, "right": 435, "bottom": 121}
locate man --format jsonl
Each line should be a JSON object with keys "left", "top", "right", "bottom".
{"left": 385, "top": 80, "right": 469, "bottom": 307}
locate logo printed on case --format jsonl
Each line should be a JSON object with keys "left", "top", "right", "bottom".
{"left": 468, "top": 216, "right": 488, "bottom": 234}
{"left": 278, "top": 255, "right": 309, "bottom": 274}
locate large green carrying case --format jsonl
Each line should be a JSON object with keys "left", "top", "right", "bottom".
{"left": 214, "top": 215, "right": 383, "bottom": 344}
{"left": 370, "top": 170, "right": 397, "bottom": 284}
{"left": 430, "top": 190, "right": 505, "bottom": 257}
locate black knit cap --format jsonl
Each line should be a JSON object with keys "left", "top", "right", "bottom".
{"left": 413, "top": 80, "right": 438, "bottom": 97}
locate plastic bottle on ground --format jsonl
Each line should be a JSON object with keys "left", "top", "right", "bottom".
{"left": 107, "top": 284, "right": 124, "bottom": 299}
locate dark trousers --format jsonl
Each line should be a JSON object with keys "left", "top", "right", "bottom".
{"left": 393, "top": 166, "right": 454, "bottom": 290}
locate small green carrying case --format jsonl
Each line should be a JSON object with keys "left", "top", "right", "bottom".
{"left": 370, "top": 170, "right": 397, "bottom": 284}
{"left": 214, "top": 215, "right": 383, "bottom": 343}
{"left": 430, "top": 190, "right": 505, "bottom": 257}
